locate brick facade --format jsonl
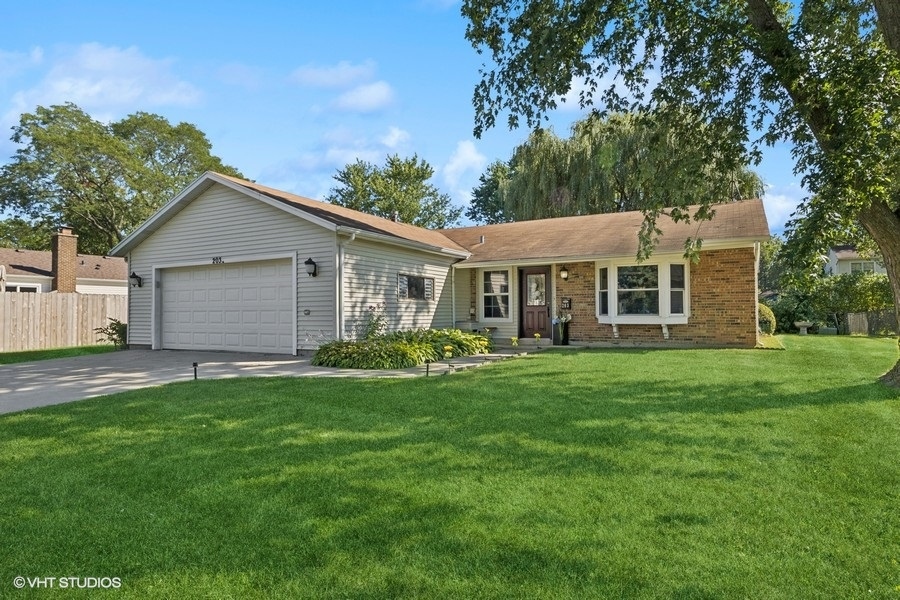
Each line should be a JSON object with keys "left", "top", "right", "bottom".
{"left": 51, "top": 227, "right": 78, "bottom": 293}
{"left": 556, "top": 248, "right": 759, "bottom": 348}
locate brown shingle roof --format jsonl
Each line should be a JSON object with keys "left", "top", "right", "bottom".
{"left": 215, "top": 173, "right": 469, "bottom": 254}
{"left": 440, "top": 199, "right": 769, "bottom": 264}
{"left": 830, "top": 245, "right": 863, "bottom": 260}
{"left": 0, "top": 247, "right": 127, "bottom": 280}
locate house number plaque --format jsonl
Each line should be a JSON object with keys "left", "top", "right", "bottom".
{"left": 211, "top": 257, "right": 225, "bottom": 264}
{"left": 560, "top": 297, "right": 572, "bottom": 310}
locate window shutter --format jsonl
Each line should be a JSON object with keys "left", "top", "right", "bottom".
{"left": 425, "top": 278, "right": 434, "bottom": 300}
{"left": 398, "top": 274, "right": 408, "bottom": 300}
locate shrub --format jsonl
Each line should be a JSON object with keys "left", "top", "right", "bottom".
{"left": 758, "top": 302, "right": 777, "bottom": 334}
{"left": 95, "top": 318, "right": 127, "bottom": 348}
{"left": 311, "top": 328, "right": 492, "bottom": 370}
{"left": 384, "top": 328, "right": 493, "bottom": 357}
{"left": 356, "top": 302, "right": 388, "bottom": 340}
{"left": 312, "top": 338, "right": 436, "bottom": 369}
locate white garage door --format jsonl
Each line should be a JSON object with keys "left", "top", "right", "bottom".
{"left": 160, "top": 259, "right": 294, "bottom": 354}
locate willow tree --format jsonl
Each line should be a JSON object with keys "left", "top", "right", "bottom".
{"left": 462, "top": 1, "right": 900, "bottom": 382}
{"left": 497, "top": 113, "right": 762, "bottom": 232}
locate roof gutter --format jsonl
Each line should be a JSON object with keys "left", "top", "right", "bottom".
{"left": 452, "top": 237, "right": 768, "bottom": 269}
{"left": 335, "top": 226, "right": 470, "bottom": 259}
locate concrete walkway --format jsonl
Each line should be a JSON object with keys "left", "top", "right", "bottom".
{"left": 0, "top": 348, "right": 530, "bottom": 415}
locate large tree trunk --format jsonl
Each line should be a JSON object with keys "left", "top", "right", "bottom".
{"left": 874, "top": 0, "right": 900, "bottom": 55}
{"left": 857, "top": 199, "right": 900, "bottom": 384}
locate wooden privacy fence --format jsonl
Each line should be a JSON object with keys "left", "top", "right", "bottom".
{"left": 846, "top": 309, "right": 898, "bottom": 336}
{"left": 0, "top": 292, "right": 127, "bottom": 352}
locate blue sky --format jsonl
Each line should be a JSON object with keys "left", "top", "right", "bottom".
{"left": 1, "top": 0, "right": 802, "bottom": 232}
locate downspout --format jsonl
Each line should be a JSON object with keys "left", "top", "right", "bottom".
{"left": 336, "top": 232, "right": 357, "bottom": 340}
{"left": 450, "top": 265, "right": 456, "bottom": 327}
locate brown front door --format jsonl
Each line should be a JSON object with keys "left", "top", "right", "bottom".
{"left": 521, "top": 267, "right": 552, "bottom": 339}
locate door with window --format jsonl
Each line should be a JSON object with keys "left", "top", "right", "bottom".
{"left": 520, "top": 267, "right": 551, "bottom": 339}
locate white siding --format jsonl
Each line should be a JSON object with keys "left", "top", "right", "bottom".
{"left": 453, "top": 266, "right": 521, "bottom": 340}
{"left": 342, "top": 239, "right": 456, "bottom": 338}
{"left": 76, "top": 281, "right": 128, "bottom": 295}
{"left": 127, "top": 183, "right": 336, "bottom": 350}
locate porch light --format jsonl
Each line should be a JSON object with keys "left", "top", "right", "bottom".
{"left": 129, "top": 271, "right": 143, "bottom": 288}
{"left": 304, "top": 257, "right": 318, "bottom": 277}
{"left": 559, "top": 266, "right": 569, "bottom": 281}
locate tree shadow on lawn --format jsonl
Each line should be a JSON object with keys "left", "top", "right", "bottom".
{"left": 1, "top": 347, "right": 898, "bottom": 597}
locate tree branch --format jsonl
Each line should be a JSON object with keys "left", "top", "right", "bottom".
{"left": 744, "top": 0, "right": 838, "bottom": 152}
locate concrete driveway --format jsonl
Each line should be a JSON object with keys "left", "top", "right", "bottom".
{"left": 0, "top": 348, "right": 520, "bottom": 415}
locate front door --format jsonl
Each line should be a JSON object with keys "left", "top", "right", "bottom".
{"left": 521, "top": 267, "right": 552, "bottom": 339}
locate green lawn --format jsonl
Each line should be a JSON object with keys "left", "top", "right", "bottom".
{"left": 0, "top": 345, "right": 117, "bottom": 365}
{"left": 1, "top": 336, "right": 898, "bottom": 598}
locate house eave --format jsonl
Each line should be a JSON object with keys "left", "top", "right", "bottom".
{"left": 337, "top": 226, "right": 471, "bottom": 259}
{"left": 452, "top": 238, "right": 763, "bottom": 269}
{"left": 110, "top": 172, "right": 339, "bottom": 257}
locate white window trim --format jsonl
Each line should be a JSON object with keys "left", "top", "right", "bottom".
{"left": 479, "top": 268, "right": 514, "bottom": 323}
{"left": 5, "top": 284, "right": 41, "bottom": 293}
{"left": 595, "top": 259, "right": 690, "bottom": 325}
{"left": 849, "top": 261, "right": 875, "bottom": 273}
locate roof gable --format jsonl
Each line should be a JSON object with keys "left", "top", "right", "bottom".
{"left": 111, "top": 172, "right": 469, "bottom": 257}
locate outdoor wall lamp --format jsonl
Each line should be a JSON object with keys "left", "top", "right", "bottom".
{"left": 129, "top": 271, "right": 143, "bottom": 288}
{"left": 304, "top": 258, "right": 318, "bottom": 277}
{"left": 559, "top": 266, "right": 569, "bottom": 281}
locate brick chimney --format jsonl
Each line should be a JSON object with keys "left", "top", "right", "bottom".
{"left": 51, "top": 226, "right": 78, "bottom": 292}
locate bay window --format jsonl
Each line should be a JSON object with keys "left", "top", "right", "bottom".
{"left": 596, "top": 260, "right": 689, "bottom": 323}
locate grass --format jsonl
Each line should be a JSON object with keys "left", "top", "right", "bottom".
{"left": 0, "top": 345, "right": 117, "bottom": 365}
{"left": 0, "top": 336, "right": 898, "bottom": 598}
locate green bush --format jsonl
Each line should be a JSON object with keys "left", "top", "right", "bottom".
{"left": 94, "top": 317, "right": 127, "bottom": 348}
{"left": 758, "top": 302, "right": 777, "bottom": 334}
{"left": 311, "top": 328, "right": 492, "bottom": 369}
{"left": 312, "top": 338, "right": 436, "bottom": 369}
{"left": 384, "top": 328, "right": 493, "bottom": 357}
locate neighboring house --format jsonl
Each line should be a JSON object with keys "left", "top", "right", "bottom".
{"left": 0, "top": 227, "right": 128, "bottom": 294}
{"left": 110, "top": 171, "right": 770, "bottom": 355}
{"left": 825, "top": 245, "right": 887, "bottom": 276}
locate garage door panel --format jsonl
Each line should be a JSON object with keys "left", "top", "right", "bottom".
{"left": 161, "top": 259, "right": 294, "bottom": 354}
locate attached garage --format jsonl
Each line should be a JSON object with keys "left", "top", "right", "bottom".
{"left": 159, "top": 259, "right": 295, "bottom": 354}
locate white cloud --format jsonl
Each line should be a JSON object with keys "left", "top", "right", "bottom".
{"left": 3, "top": 43, "right": 201, "bottom": 127}
{"left": 333, "top": 81, "right": 395, "bottom": 112}
{"left": 290, "top": 60, "right": 376, "bottom": 88}
{"left": 380, "top": 126, "right": 410, "bottom": 149}
{"left": 288, "top": 125, "right": 412, "bottom": 175}
{"left": 762, "top": 182, "right": 805, "bottom": 234}
{"left": 442, "top": 140, "right": 487, "bottom": 208}
{"left": 443, "top": 140, "right": 486, "bottom": 188}
{"left": 0, "top": 47, "right": 43, "bottom": 79}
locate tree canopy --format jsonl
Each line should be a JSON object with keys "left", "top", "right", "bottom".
{"left": 468, "top": 113, "right": 763, "bottom": 233}
{"left": 326, "top": 154, "right": 462, "bottom": 229}
{"left": 466, "top": 160, "right": 512, "bottom": 224}
{"left": 0, "top": 103, "right": 241, "bottom": 254}
{"left": 462, "top": 0, "right": 900, "bottom": 380}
